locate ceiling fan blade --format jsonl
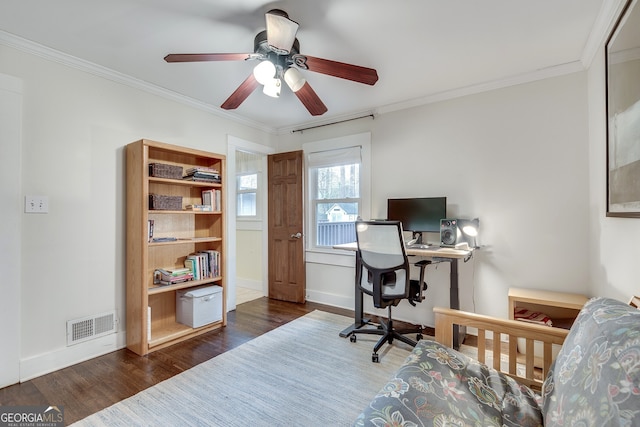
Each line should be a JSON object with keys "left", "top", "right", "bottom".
{"left": 293, "top": 82, "right": 328, "bottom": 116}
{"left": 293, "top": 55, "right": 378, "bottom": 86}
{"left": 220, "top": 73, "right": 260, "bottom": 110}
{"left": 164, "top": 53, "right": 256, "bottom": 63}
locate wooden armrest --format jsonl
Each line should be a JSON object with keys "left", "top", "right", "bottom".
{"left": 434, "top": 307, "right": 569, "bottom": 391}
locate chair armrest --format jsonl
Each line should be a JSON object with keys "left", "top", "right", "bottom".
{"left": 434, "top": 307, "right": 569, "bottom": 391}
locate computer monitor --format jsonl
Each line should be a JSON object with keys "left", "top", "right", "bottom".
{"left": 387, "top": 197, "right": 447, "bottom": 244}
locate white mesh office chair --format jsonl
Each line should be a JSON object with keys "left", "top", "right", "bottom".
{"left": 349, "top": 220, "right": 429, "bottom": 362}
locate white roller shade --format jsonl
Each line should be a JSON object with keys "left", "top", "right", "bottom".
{"left": 307, "top": 146, "right": 361, "bottom": 168}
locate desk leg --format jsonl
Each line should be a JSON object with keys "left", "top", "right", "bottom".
{"left": 450, "top": 259, "right": 465, "bottom": 350}
{"left": 339, "top": 285, "right": 369, "bottom": 337}
{"left": 339, "top": 257, "right": 369, "bottom": 337}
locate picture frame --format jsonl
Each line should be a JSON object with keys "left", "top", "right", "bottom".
{"left": 606, "top": 0, "right": 640, "bottom": 217}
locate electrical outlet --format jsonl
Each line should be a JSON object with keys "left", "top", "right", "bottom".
{"left": 25, "top": 195, "right": 49, "bottom": 213}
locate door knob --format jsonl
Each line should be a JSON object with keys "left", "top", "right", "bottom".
{"left": 290, "top": 232, "right": 302, "bottom": 239}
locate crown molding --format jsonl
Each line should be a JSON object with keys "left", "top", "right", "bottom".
{"left": 581, "top": 0, "right": 629, "bottom": 68}
{"left": 0, "top": 30, "right": 276, "bottom": 134}
{"left": 375, "top": 61, "right": 585, "bottom": 116}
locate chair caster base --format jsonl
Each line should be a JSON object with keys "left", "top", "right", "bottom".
{"left": 372, "top": 353, "right": 379, "bottom": 363}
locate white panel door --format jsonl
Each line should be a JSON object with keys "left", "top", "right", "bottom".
{"left": 0, "top": 74, "right": 22, "bottom": 387}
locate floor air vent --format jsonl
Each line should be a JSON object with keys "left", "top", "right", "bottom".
{"left": 67, "top": 311, "right": 116, "bottom": 346}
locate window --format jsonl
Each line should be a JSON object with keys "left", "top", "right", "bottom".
{"left": 236, "top": 150, "right": 263, "bottom": 219}
{"left": 307, "top": 145, "right": 364, "bottom": 248}
{"left": 304, "top": 133, "right": 371, "bottom": 254}
{"left": 237, "top": 173, "right": 257, "bottom": 217}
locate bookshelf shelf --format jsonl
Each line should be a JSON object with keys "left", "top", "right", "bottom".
{"left": 149, "top": 210, "right": 222, "bottom": 214}
{"left": 148, "top": 321, "right": 222, "bottom": 350}
{"left": 126, "top": 139, "right": 226, "bottom": 356}
{"left": 148, "top": 237, "right": 222, "bottom": 247}
{"left": 148, "top": 277, "right": 222, "bottom": 295}
{"left": 149, "top": 176, "right": 222, "bottom": 188}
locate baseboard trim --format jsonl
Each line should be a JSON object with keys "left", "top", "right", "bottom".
{"left": 305, "top": 289, "right": 352, "bottom": 311}
{"left": 236, "top": 278, "right": 263, "bottom": 292}
{"left": 20, "top": 331, "right": 126, "bottom": 382}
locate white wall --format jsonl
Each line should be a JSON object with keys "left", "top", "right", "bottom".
{"left": 0, "top": 44, "right": 275, "bottom": 381}
{"left": 281, "top": 72, "right": 591, "bottom": 327}
{"left": 0, "top": 73, "right": 22, "bottom": 388}
{"left": 587, "top": 45, "right": 640, "bottom": 301}
{"left": 236, "top": 230, "right": 263, "bottom": 287}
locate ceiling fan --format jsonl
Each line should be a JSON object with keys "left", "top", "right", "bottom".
{"left": 164, "top": 9, "right": 378, "bottom": 116}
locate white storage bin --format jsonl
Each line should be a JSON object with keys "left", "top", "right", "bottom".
{"left": 176, "top": 285, "right": 223, "bottom": 328}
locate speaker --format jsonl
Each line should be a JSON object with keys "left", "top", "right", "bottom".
{"left": 440, "top": 219, "right": 461, "bottom": 247}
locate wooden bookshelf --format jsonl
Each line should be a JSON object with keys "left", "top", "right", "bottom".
{"left": 126, "top": 139, "right": 226, "bottom": 356}
{"left": 508, "top": 287, "right": 588, "bottom": 368}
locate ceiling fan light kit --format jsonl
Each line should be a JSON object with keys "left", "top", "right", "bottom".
{"left": 262, "top": 78, "right": 281, "bottom": 98}
{"left": 253, "top": 60, "right": 276, "bottom": 85}
{"left": 284, "top": 67, "right": 305, "bottom": 92}
{"left": 265, "top": 9, "right": 299, "bottom": 55}
{"left": 164, "top": 9, "right": 378, "bottom": 116}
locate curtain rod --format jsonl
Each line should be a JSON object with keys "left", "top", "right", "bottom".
{"left": 291, "top": 114, "right": 374, "bottom": 133}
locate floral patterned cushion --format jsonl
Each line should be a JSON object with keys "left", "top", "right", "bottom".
{"left": 541, "top": 297, "right": 640, "bottom": 426}
{"left": 354, "top": 297, "right": 640, "bottom": 427}
{"left": 353, "top": 339, "right": 543, "bottom": 426}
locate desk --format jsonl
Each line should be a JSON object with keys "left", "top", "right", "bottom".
{"left": 334, "top": 242, "right": 472, "bottom": 350}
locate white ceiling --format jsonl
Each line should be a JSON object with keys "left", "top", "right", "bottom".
{"left": 0, "top": 0, "right": 617, "bottom": 132}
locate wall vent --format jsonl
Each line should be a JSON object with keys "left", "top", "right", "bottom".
{"left": 67, "top": 311, "right": 116, "bottom": 346}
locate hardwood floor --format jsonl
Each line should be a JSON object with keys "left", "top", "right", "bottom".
{"left": 0, "top": 298, "right": 355, "bottom": 424}
{"left": 0, "top": 298, "right": 437, "bottom": 424}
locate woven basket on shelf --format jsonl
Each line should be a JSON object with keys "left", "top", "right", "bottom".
{"left": 149, "top": 194, "right": 182, "bottom": 210}
{"left": 149, "top": 163, "right": 183, "bottom": 180}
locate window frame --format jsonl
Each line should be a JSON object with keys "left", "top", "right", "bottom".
{"left": 236, "top": 171, "right": 260, "bottom": 219}
{"left": 309, "top": 164, "right": 361, "bottom": 248}
{"left": 303, "top": 133, "right": 371, "bottom": 259}
{"left": 235, "top": 151, "right": 264, "bottom": 222}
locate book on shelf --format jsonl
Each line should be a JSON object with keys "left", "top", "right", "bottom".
{"left": 151, "top": 237, "right": 178, "bottom": 242}
{"left": 184, "top": 250, "right": 221, "bottom": 280}
{"left": 183, "top": 167, "right": 221, "bottom": 183}
{"left": 202, "top": 189, "right": 213, "bottom": 207}
{"left": 185, "top": 204, "right": 212, "bottom": 212}
{"left": 185, "top": 166, "right": 219, "bottom": 175}
{"left": 159, "top": 267, "right": 192, "bottom": 277}
{"left": 201, "top": 189, "right": 222, "bottom": 211}
{"left": 153, "top": 268, "right": 194, "bottom": 285}
{"left": 184, "top": 256, "right": 201, "bottom": 280}
{"left": 214, "top": 189, "right": 222, "bottom": 212}
{"left": 147, "top": 219, "right": 154, "bottom": 242}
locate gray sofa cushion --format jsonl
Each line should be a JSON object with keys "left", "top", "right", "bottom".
{"left": 542, "top": 297, "right": 640, "bottom": 426}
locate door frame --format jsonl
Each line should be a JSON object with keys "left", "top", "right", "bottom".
{"left": 226, "top": 136, "right": 275, "bottom": 311}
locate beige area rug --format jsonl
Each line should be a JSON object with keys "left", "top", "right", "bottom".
{"left": 71, "top": 310, "right": 413, "bottom": 427}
